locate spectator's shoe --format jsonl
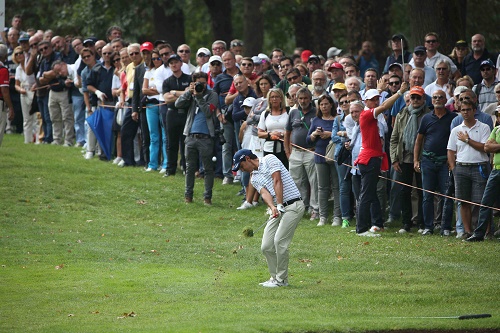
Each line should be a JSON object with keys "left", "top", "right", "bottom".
{"left": 442, "top": 230, "right": 451, "bottom": 237}
{"left": 357, "top": 231, "right": 381, "bottom": 237}
{"left": 159, "top": 168, "right": 166, "bottom": 174}
{"left": 422, "top": 229, "right": 433, "bottom": 236}
{"left": 455, "top": 232, "right": 464, "bottom": 239}
{"left": 398, "top": 228, "right": 408, "bottom": 234}
{"left": 236, "top": 188, "right": 246, "bottom": 196}
{"left": 309, "top": 212, "right": 319, "bottom": 221}
{"left": 465, "top": 234, "right": 484, "bottom": 242}
{"left": 84, "top": 152, "right": 94, "bottom": 160}
{"left": 262, "top": 278, "right": 288, "bottom": 288}
{"left": 118, "top": 160, "right": 126, "bottom": 167}
{"left": 332, "top": 217, "right": 342, "bottom": 226}
{"left": 461, "top": 232, "right": 472, "bottom": 240}
{"left": 369, "top": 226, "right": 383, "bottom": 233}
{"left": 237, "top": 201, "right": 253, "bottom": 210}
{"left": 417, "top": 228, "right": 425, "bottom": 234}
{"left": 144, "top": 168, "right": 154, "bottom": 172}
{"left": 163, "top": 171, "right": 174, "bottom": 177}
{"left": 222, "top": 177, "right": 233, "bottom": 185}
{"left": 317, "top": 217, "right": 326, "bottom": 226}
{"left": 185, "top": 197, "right": 193, "bottom": 204}
{"left": 342, "top": 219, "right": 350, "bottom": 228}
{"left": 112, "top": 157, "right": 123, "bottom": 164}
{"left": 252, "top": 201, "right": 260, "bottom": 207}
{"left": 204, "top": 198, "right": 212, "bottom": 206}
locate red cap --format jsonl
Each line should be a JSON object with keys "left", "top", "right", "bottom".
{"left": 140, "top": 42, "right": 154, "bottom": 52}
{"left": 301, "top": 50, "right": 312, "bottom": 63}
{"left": 328, "top": 62, "right": 343, "bottom": 70}
{"left": 409, "top": 86, "right": 425, "bottom": 96}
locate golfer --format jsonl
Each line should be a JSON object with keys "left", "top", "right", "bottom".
{"left": 232, "top": 149, "right": 304, "bottom": 288}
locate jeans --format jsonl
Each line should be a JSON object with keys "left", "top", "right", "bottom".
{"left": 233, "top": 120, "right": 242, "bottom": 150}
{"left": 222, "top": 121, "right": 235, "bottom": 178}
{"left": 120, "top": 107, "right": 139, "bottom": 166}
{"left": 357, "top": 157, "right": 382, "bottom": 233}
{"left": 166, "top": 109, "right": 186, "bottom": 174}
{"left": 474, "top": 169, "right": 500, "bottom": 237}
{"left": 159, "top": 105, "right": 168, "bottom": 169}
{"left": 146, "top": 104, "right": 161, "bottom": 169}
{"left": 72, "top": 94, "right": 86, "bottom": 144}
{"left": 316, "top": 162, "right": 340, "bottom": 219}
{"left": 421, "top": 157, "right": 450, "bottom": 231}
{"left": 395, "top": 162, "right": 423, "bottom": 229}
{"left": 337, "top": 163, "right": 353, "bottom": 220}
{"left": 38, "top": 94, "right": 52, "bottom": 143}
{"left": 184, "top": 136, "right": 215, "bottom": 199}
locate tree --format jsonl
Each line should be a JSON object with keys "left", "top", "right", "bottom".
{"left": 203, "top": 0, "right": 233, "bottom": 43}
{"left": 243, "top": 0, "right": 264, "bottom": 56}
{"left": 152, "top": 1, "right": 185, "bottom": 48}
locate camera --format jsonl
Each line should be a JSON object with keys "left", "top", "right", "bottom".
{"left": 214, "top": 127, "right": 226, "bottom": 145}
{"left": 194, "top": 82, "right": 205, "bottom": 93}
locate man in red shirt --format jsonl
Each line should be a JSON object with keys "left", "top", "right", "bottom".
{"left": 355, "top": 81, "right": 408, "bottom": 236}
{"left": 0, "top": 44, "right": 15, "bottom": 146}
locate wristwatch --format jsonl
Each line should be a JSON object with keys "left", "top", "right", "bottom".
{"left": 465, "top": 138, "right": 470, "bottom": 144}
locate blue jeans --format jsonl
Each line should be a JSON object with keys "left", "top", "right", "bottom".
{"left": 474, "top": 169, "right": 500, "bottom": 237}
{"left": 222, "top": 121, "right": 235, "bottom": 178}
{"left": 337, "top": 163, "right": 353, "bottom": 220}
{"left": 71, "top": 94, "right": 86, "bottom": 144}
{"left": 421, "top": 157, "right": 450, "bottom": 231}
{"left": 159, "top": 105, "right": 168, "bottom": 169}
{"left": 146, "top": 104, "right": 161, "bottom": 169}
{"left": 38, "top": 94, "right": 52, "bottom": 143}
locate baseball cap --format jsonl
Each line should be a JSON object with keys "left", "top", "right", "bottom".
{"left": 196, "top": 47, "right": 211, "bottom": 57}
{"left": 209, "top": 55, "right": 222, "bottom": 64}
{"left": 307, "top": 54, "right": 320, "bottom": 63}
{"left": 327, "top": 47, "right": 342, "bottom": 59}
{"left": 258, "top": 53, "right": 270, "bottom": 62}
{"left": 332, "top": 82, "right": 347, "bottom": 90}
{"left": 154, "top": 40, "right": 167, "bottom": 47}
{"left": 301, "top": 50, "right": 313, "bottom": 63}
{"left": 18, "top": 33, "right": 30, "bottom": 42}
{"left": 410, "top": 86, "right": 425, "bottom": 96}
{"left": 454, "top": 86, "right": 468, "bottom": 97}
{"left": 140, "top": 42, "right": 154, "bottom": 52}
{"left": 242, "top": 97, "right": 256, "bottom": 108}
{"left": 83, "top": 37, "right": 97, "bottom": 46}
{"left": 480, "top": 59, "right": 495, "bottom": 69}
{"left": 328, "top": 62, "right": 343, "bottom": 70}
{"left": 365, "top": 89, "right": 380, "bottom": 100}
{"left": 388, "top": 62, "right": 403, "bottom": 71}
{"left": 414, "top": 46, "right": 426, "bottom": 53}
{"left": 167, "top": 54, "right": 182, "bottom": 63}
{"left": 391, "top": 34, "right": 404, "bottom": 41}
{"left": 455, "top": 40, "right": 468, "bottom": 47}
{"left": 252, "top": 56, "right": 262, "bottom": 65}
{"left": 232, "top": 149, "right": 257, "bottom": 172}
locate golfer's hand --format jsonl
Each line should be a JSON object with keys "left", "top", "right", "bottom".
{"left": 271, "top": 206, "right": 280, "bottom": 218}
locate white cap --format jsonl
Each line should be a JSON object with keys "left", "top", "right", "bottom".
{"left": 364, "top": 89, "right": 380, "bottom": 100}
{"left": 196, "top": 47, "right": 211, "bottom": 56}
{"left": 209, "top": 55, "right": 222, "bottom": 64}
{"left": 258, "top": 53, "right": 270, "bottom": 62}
{"left": 242, "top": 97, "right": 256, "bottom": 108}
{"left": 453, "top": 85, "right": 468, "bottom": 97}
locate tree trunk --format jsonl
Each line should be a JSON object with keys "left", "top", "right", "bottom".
{"left": 152, "top": 2, "right": 186, "bottom": 48}
{"left": 243, "top": 0, "right": 264, "bottom": 56}
{"left": 204, "top": 0, "right": 233, "bottom": 44}
{"left": 408, "top": 0, "right": 466, "bottom": 55}
{"left": 294, "top": 5, "right": 315, "bottom": 51}
{"left": 348, "top": 0, "right": 391, "bottom": 74}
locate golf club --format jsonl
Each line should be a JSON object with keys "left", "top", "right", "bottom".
{"left": 390, "top": 314, "right": 491, "bottom": 320}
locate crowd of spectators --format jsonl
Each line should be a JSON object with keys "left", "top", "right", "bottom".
{"left": 1, "top": 15, "right": 499, "bottom": 241}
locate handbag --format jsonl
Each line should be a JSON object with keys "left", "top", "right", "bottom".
{"left": 29, "top": 91, "right": 39, "bottom": 115}
{"left": 337, "top": 140, "right": 352, "bottom": 166}
{"left": 325, "top": 141, "right": 336, "bottom": 164}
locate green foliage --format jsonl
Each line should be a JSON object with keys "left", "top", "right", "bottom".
{"left": 1, "top": 135, "right": 499, "bottom": 332}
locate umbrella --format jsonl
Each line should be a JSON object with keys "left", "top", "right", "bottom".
{"left": 86, "top": 107, "right": 114, "bottom": 160}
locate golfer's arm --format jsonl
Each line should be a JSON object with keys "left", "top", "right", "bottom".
{"left": 271, "top": 171, "right": 283, "bottom": 205}
{"left": 260, "top": 188, "right": 275, "bottom": 209}
{"left": 374, "top": 91, "right": 402, "bottom": 117}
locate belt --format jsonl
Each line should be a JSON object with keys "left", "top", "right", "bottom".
{"left": 456, "top": 162, "right": 488, "bottom": 166}
{"left": 293, "top": 147, "right": 315, "bottom": 152}
{"left": 283, "top": 197, "right": 301, "bottom": 207}
{"left": 494, "top": 165, "right": 500, "bottom": 170}
{"left": 189, "top": 133, "right": 210, "bottom": 139}
{"left": 167, "top": 108, "right": 185, "bottom": 114}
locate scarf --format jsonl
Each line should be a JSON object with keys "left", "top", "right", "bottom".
{"left": 402, "top": 104, "right": 425, "bottom": 153}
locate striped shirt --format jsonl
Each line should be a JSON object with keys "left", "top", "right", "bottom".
{"left": 251, "top": 154, "right": 301, "bottom": 204}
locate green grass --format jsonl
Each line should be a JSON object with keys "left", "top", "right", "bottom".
{"left": 1, "top": 134, "right": 499, "bottom": 333}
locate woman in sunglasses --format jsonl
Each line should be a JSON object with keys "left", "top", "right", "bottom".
{"left": 13, "top": 46, "right": 36, "bottom": 143}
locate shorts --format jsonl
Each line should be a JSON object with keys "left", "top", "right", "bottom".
{"left": 454, "top": 164, "right": 490, "bottom": 203}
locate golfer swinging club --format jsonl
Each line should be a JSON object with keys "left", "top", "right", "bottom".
{"left": 232, "top": 149, "right": 305, "bottom": 287}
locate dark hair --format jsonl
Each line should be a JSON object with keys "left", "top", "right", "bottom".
{"left": 365, "top": 67, "right": 379, "bottom": 78}
{"left": 389, "top": 74, "right": 402, "bottom": 81}
{"left": 106, "top": 25, "right": 123, "bottom": 37}
{"left": 241, "top": 56, "right": 253, "bottom": 64}
{"left": 81, "top": 47, "right": 94, "bottom": 56}
{"left": 317, "top": 94, "right": 337, "bottom": 118}
{"left": 347, "top": 90, "right": 362, "bottom": 101}
{"left": 256, "top": 74, "right": 274, "bottom": 97}
{"left": 286, "top": 68, "right": 301, "bottom": 78}
{"left": 460, "top": 99, "right": 475, "bottom": 110}
{"left": 279, "top": 56, "right": 293, "bottom": 65}
{"left": 192, "top": 71, "right": 208, "bottom": 81}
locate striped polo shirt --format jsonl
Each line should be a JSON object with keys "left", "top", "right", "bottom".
{"left": 251, "top": 154, "right": 301, "bottom": 204}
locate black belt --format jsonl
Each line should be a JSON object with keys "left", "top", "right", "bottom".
{"left": 283, "top": 197, "right": 301, "bottom": 207}
{"left": 189, "top": 133, "right": 210, "bottom": 139}
{"left": 457, "top": 162, "right": 488, "bottom": 166}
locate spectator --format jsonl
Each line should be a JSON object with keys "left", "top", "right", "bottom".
{"left": 383, "top": 34, "right": 412, "bottom": 74}
{"left": 0, "top": 44, "right": 15, "bottom": 146}
{"left": 355, "top": 41, "right": 379, "bottom": 78}
{"left": 461, "top": 34, "right": 498, "bottom": 85}
{"left": 13, "top": 46, "right": 36, "bottom": 143}
{"left": 425, "top": 59, "right": 453, "bottom": 100}
{"left": 472, "top": 59, "right": 498, "bottom": 111}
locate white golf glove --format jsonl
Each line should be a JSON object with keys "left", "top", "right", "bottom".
{"left": 277, "top": 204, "right": 285, "bottom": 214}
{"left": 95, "top": 90, "right": 106, "bottom": 101}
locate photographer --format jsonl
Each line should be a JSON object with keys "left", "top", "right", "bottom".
{"left": 175, "top": 71, "right": 219, "bottom": 205}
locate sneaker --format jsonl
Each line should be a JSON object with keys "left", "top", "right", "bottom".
{"left": 332, "top": 217, "right": 342, "bottom": 226}
{"left": 84, "top": 152, "right": 94, "bottom": 160}
{"left": 398, "top": 228, "right": 408, "bottom": 234}
{"left": 465, "top": 234, "right": 484, "bottom": 242}
{"left": 237, "top": 201, "right": 253, "bottom": 210}
{"left": 144, "top": 167, "right": 154, "bottom": 172}
{"left": 461, "top": 232, "right": 472, "bottom": 240}
{"left": 369, "top": 226, "right": 383, "bottom": 233}
{"left": 259, "top": 277, "right": 274, "bottom": 286}
{"left": 236, "top": 188, "right": 246, "bottom": 196}
{"left": 417, "top": 228, "right": 425, "bottom": 234}
{"left": 234, "top": 174, "right": 241, "bottom": 181}
{"left": 222, "top": 177, "right": 233, "bottom": 185}
{"left": 63, "top": 143, "right": 72, "bottom": 147}
{"left": 76, "top": 142, "right": 85, "bottom": 148}
{"left": 113, "top": 157, "right": 123, "bottom": 164}
{"left": 456, "top": 232, "right": 464, "bottom": 239}
{"left": 159, "top": 168, "right": 167, "bottom": 174}
{"left": 252, "top": 201, "right": 259, "bottom": 207}
{"left": 442, "top": 230, "right": 451, "bottom": 237}
{"left": 163, "top": 171, "right": 174, "bottom": 177}
{"left": 341, "top": 219, "right": 350, "bottom": 228}
{"left": 262, "top": 278, "right": 288, "bottom": 288}
{"left": 357, "top": 231, "right": 381, "bottom": 237}
{"left": 309, "top": 212, "right": 319, "bottom": 221}
{"left": 422, "top": 229, "right": 433, "bottom": 236}
{"left": 317, "top": 217, "right": 326, "bottom": 226}
{"left": 117, "top": 160, "right": 126, "bottom": 167}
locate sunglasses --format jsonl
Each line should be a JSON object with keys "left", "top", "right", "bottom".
{"left": 129, "top": 52, "right": 140, "bottom": 56}
{"left": 38, "top": 46, "right": 49, "bottom": 52}
{"left": 212, "top": 46, "right": 224, "bottom": 51}
{"left": 425, "top": 40, "right": 437, "bottom": 43}
{"left": 480, "top": 67, "right": 492, "bottom": 72}
{"left": 14, "top": 52, "right": 23, "bottom": 56}
{"left": 198, "top": 53, "right": 208, "bottom": 57}
{"left": 241, "top": 63, "right": 253, "bottom": 67}
{"left": 178, "top": 50, "right": 190, "bottom": 53}
{"left": 160, "top": 52, "right": 171, "bottom": 57}
{"left": 210, "top": 62, "right": 222, "bottom": 66}
{"left": 102, "top": 52, "right": 113, "bottom": 56}
{"left": 436, "top": 67, "right": 448, "bottom": 71}
{"left": 287, "top": 75, "right": 299, "bottom": 82}
{"left": 152, "top": 57, "right": 162, "bottom": 61}
{"left": 339, "top": 100, "right": 350, "bottom": 105}
{"left": 414, "top": 52, "right": 425, "bottom": 56}
{"left": 82, "top": 55, "right": 92, "bottom": 60}
{"left": 113, "top": 58, "right": 121, "bottom": 63}
{"left": 432, "top": 95, "right": 445, "bottom": 99}
{"left": 30, "top": 43, "right": 39, "bottom": 48}
{"left": 410, "top": 95, "right": 422, "bottom": 100}
{"left": 388, "top": 81, "right": 400, "bottom": 86}
{"left": 459, "top": 96, "right": 471, "bottom": 101}
{"left": 231, "top": 42, "right": 243, "bottom": 47}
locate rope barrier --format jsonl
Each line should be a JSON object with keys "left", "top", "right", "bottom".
{"left": 280, "top": 138, "right": 500, "bottom": 213}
